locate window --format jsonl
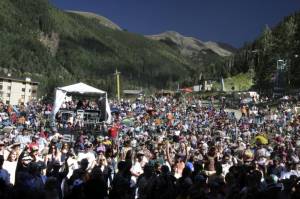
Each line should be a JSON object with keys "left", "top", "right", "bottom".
{"left": 7, "top": 86, "right": 11, "bottom": 90}
{"left": 32, "top": 90, "right": 37, "bottom": 94}
{"left": 7, "top": 93, "right": 10, "bottom": 97}
{"left": 22, "top": 88, "right": 25, "bottom": 92}
{"left": 6, "top": 100, "right": 9, "bottom": 105}
{"left": 0, "top": 85, "right": 2, "bottom": 90}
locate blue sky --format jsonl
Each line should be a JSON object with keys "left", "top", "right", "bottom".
{"left": 50, "top": 0, "right": 300, "bottom": 47}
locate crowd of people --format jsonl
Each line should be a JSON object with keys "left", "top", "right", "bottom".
{"left": 0, "top": 94, "right": 300, "bottom": 199}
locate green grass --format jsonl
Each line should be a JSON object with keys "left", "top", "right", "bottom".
{"left": 213, "top": 72, "right": 254, "bottom": 91}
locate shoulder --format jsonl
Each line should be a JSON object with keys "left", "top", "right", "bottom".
{"left": 0, "top": 168, "right": 9, "bottom": 176}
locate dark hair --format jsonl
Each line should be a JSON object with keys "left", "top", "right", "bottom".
{"left": 182, "top": 166, "right": 192, "bottom": 178}
{"left": 118, "top": 161, "right": 127, "bottom": 172}
{"left": 48, "top": 144, "right": 58, "bottom": 156}
{"left": 144, "top": 164, "right": 154, "bottom": 178}
{"left": 161, "top": 165, "right": 170, "bottom": 174}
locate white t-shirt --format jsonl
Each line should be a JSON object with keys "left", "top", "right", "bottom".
{"left": 77, "top": 151, "right": 96, "bottom": 171}
{"left": 131, "top": 161, "right": 143, "bottom": 184}
{"left": 67, "top": 158, "right": 79, "bottom": 179}
{"left": 174, "top": 130, "right": 180, "bottom": 136}
{"left": 280, "top": 170, "right": 300, "bottom": 180}
{"left": 222, "top": 163, "right": 232, "bottom": 176}
{"left": 3, "top": 161, "right": 17, "bottom": 185}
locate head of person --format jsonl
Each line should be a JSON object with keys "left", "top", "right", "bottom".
{"left": 137, "top": 152, "right": 144, "bottom": 162}
{"left": 32, "top": 135, "right": 38, "bottom": 143}
{"left": 22, "top": 129, "right": 28, "bottom": 136}
{"left": 49, "top": 144, "right": 58, "bottom": 155}
{"left": 30, "top": 146, "right": 39, "bottom": 158}
{"left": 62, "top": 143, "right": 69, "bottom": 152}
{"left": 90, "top": 166, "right": 103, "bottom": 180}
{"left": 161, "top": 165, "right": 170, "bottom": 175}
{"left": 208, "top": 146, "right": 216, "bottom": 156}
{"left": 80, "top": 158, "right": 89, "bottom": 171}
{"left": 194, "top": 160, "right": 204, "bottom": 172}
{"left": 67, "top": 122, "right": 72, "bottom": 128}
{"left": 182, "top": 166, "right": 192, "bottom": 178}
{"left": 84, "top": 143, "right": 93, "bottom": 152}
{"left": 7, "top": 150, "right": 18, "bottom": 162}
{"left": 98, "top": 156, "right": 106, "bottom": 166}
{"left": 117, "top": 161, "right": 127, "bottom": 173}
{"left": 53, "top": 160, "right": 61, "bottom": 171}
{"left": 21, "top": 153, "right": 33, "bottom": 167}
{"left": 143, "top": 164, "right": 154, "bottom": 178}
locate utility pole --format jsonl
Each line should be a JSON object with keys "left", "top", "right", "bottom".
{"left": 114, "top": 69, "right": 121, "bottom": 102}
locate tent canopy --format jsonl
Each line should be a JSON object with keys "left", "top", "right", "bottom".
{"left": 52, "top": 82, "right": 111, "bottom": 124}
{"left": 58, "top": 82, "right": 106, "bottom": 95}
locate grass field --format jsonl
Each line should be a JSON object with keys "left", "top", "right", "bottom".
{"left": 213, "top": 72, "right": 254, "bottom": 91}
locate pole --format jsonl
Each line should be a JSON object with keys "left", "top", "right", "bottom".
{"left": 115, "top": 69, "right": 121, "bottom": 102}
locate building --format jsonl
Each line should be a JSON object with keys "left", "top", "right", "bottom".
{"left": 0, "top": 76, "right": 39, "bottom": 105}
{"left": 273, "top": 59, "right": 288, "bottom": 97}
{"left": 204, "top": 80, "right": 213, "bottom": 91}
{"left": 123, "top": 89, "right": 144, "bottom": 96}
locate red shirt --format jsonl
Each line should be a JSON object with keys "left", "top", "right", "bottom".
{"left": 28, "top": 141, "right": 39, "bottom": 151}
{"left": 109, "top": 127, "right": 118, "bottom": 138}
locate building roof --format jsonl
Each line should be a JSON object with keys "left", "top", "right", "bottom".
{"left": 123, "top": 90, "right": 143, "bottom": 95}
{"left": 0, "top": 76, "right": 39, "bottom": 85}
{"left": 58, "top": 82, "right": 106, "bottom": 94}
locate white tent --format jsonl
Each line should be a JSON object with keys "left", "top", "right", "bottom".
{"left": 52, "top": 82, "right": 111, "bottom": 123}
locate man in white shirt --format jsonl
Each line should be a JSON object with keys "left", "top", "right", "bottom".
{"left": 280, "top": 163, "right": 300, "bottom": 180}
{"left": 131, "top": 152, "right": 144, "bottom": 184}
{"left": 77, "top": 143, "right": 96, "bottom": 172}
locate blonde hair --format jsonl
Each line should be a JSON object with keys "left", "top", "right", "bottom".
{"left": 7, "top": 150, "right": 19, "bottom": 162}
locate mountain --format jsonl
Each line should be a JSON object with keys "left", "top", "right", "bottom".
{"left": 66, "top": 10, "right": 122, "bottom": 31}
{"left": 0, "top": 0, "right": 235, "bottom": 97}
{"left": 147, "top": 31, "right": 236, "bottom": 79}
{"left": 147, "top": 31, "right": 235, "bottom": 57}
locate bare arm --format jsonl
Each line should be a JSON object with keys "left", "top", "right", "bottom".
{"left": 166, "top": 142, "right": 172, "bottom": 164}
{"left": 184, "top": 143, "right": 189, "bottom": 163}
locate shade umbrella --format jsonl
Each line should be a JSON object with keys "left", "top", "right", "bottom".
{"left": 241, "top": 98, "right": 253, "bottom": 104}
{"left": 111, "top": 108, "right": 120, "bottom": 114}
{"left": 255, "top": 135, "right": 268, "bottom": 145}
{"left": 2, "top": 126, "right": 15, "bottom": 134}
{"left": 122, "top": 118, "right": 134, "bottom": 126}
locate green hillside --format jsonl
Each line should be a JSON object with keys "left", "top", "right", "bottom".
{"left": 213, "top": 72, "right": 254, "bottom": 91}
{"left": 230, "top": 11, "right": 300, "bottom": 92}
{"left": 66, "top": 10, "right": 122, "bottom": 30}
{"left": 0, "top": 0, "right": 229, "bottom": 97}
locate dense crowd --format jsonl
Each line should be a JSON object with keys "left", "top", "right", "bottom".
{"left": 0, "top": 94, "right": 300, "bottom": 199}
